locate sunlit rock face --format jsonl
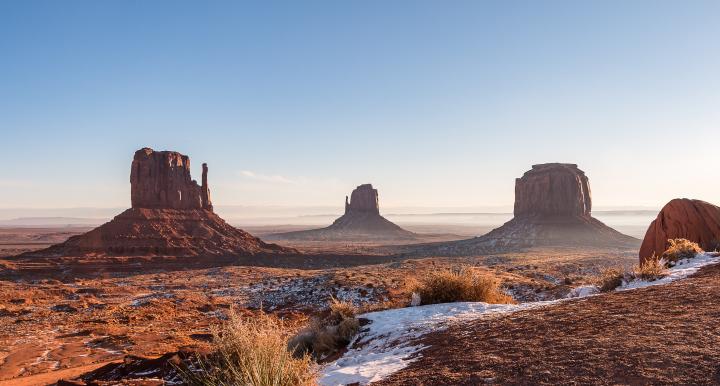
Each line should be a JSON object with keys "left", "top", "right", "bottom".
{"left": 130, "top": 148, "right": 212, "bottom": 211}
{"left": 639, "top": 198, "right": 720, "bottom": 263}
{"left": 20, "top": 148, "right": 295, "bottom": 258}
{"left": 514, "top": 163, "right": 591, "bottom": 218}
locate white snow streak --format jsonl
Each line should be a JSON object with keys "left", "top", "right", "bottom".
{"left": 319, "top": 253, "right": 719, "bottom": 385}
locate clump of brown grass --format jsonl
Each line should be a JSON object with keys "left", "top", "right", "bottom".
{"left": 413, "top": 266, "right": 515, "bottom": 305}
{"left": 597, "top": 267, "right": 629, "bottom": 292}
{"left": 662, "top": 238, "right": 703, "bottom": 264}
{"left": 597, "top": 258, "right": 669, "bottom": 292}
{"left": 633, "top": 256, "right": 668, "bottom": 281}
{"left": 180, "top": 310, "right": 316, "bottom": 386}
{"left": 288, "top": 298, "right": 360, "bottom": 361}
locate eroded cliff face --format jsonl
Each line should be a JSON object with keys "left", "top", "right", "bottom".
{"left": 345, "top": 184, "right": 380, "bottom": 215}
{"left": 514, "top": 163, "right": 591, "bottom": 218}
{"left": 639, "top": 198, "right": 720, "bottom": 262}
{"left": 130, "top": 148, "right": 212, "bottom": 211}
{"left": 21, "top": 147, "right": 294, "bottom": 258}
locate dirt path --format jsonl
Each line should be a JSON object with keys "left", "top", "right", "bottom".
{"left": 379, "top": 263, "right": 720, "bottom": 385}
{"left": 0, "top": 361, "right": 117, "bottom": 386}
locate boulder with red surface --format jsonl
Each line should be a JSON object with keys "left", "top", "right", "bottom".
{"left": 639, "top": 198, "right": 720, "bottom": 263}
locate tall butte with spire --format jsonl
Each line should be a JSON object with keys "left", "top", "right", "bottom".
{"left": 270, "top": 183, "right": 415, "bottom": 241}
{"left": 416, "top": 163, "right": 638, "bottom": 256}
{"left": 21, "top": 148, "right": 294, "bottom": 258}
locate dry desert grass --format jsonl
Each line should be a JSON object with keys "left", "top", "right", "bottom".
{"left": 414, "top": 266, "right": 515, "bottom": 305}
{"left": 662, "top": 238, "right": 703, "bottom": 264}
{"left": 597, "top": 257, "right": 668, "bottom": 292}
{"left": 179, "top": 309, "right": 316, "bottom": 386}
{"left": 289, "top": 298, "right": 360, "bottom": 361}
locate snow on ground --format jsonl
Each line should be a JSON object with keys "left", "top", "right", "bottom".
{"left": 319, "top": 252, "right": 719, "bottom": 385}
{"left": 621, "top": 252, "right": 719, "bottom": 290}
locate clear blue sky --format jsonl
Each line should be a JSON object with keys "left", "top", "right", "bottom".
{"left": 1, "top": 1, "right": 718, "bottom": 211}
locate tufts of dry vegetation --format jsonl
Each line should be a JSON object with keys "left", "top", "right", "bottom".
{"left": 180, "top": 309, "right": 316, "bottom": 386}
{"left": 413, "top": 266, "right": 515, "bottom": 305}
{"left": 597, "top": 267, "right": 629, "bottom": 293}
{"left": 597, "top": 258, "right": 669, "bottom": 292}
{"left": 662, "top": 238, "right": 703, "bottom": 264}
{"left": 288, "top": 298, "right": 360, "bottom": 361}
{"left": 634, "top": 256, "right": 668, "bottom": 281}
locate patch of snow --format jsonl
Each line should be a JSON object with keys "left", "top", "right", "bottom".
{"left": 130, "top": 292, "right": 175, "bottom": 307}
{"left": 620, "top": 252, "right": 717, "bottom": 291}
{"left": 566, "top": 285, "right": 599, "bottom": 298}
{"left": 320, "top": 252, "right": 719, "bottom": 385}
{"left": 319, "top": 302, "right": 545, "bottom": 385}
{"left": 410, "top": 293, "right": 421, "bottom": 307}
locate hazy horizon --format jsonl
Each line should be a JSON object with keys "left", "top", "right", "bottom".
{"left": 2, "top": 1, "right": 719, "bottom": 210}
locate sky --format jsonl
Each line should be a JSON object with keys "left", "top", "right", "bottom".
{"left": 1, "top": 0, "right": 719, "bottom": 213}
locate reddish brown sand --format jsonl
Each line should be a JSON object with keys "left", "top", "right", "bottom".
{"left": 379, "top": 263, "right": 720, "bottom": 385}
{"left": 0, "top": 225, "right": 639, "bottom": 385}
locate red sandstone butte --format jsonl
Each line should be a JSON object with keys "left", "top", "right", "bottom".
{"left": 20, "top": 148, "right": 294, "bottom": 258}
{"left": 415, "top": 163, "right": 638, "bottom": 256}
{"left": 270, "top": 184, "right": 415, "bottom": 241}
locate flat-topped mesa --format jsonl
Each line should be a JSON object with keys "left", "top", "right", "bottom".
{"left": 410, "top": 162, "right": 638, "bottom": 256}
{"left": 514, "top": 163, "right": 591, "bottom": 218}
{"left": 345, "top": 184, "right": 380, "bottom": 215}
{"left": 130, "top": 148, "right": 213, "bottom": 211}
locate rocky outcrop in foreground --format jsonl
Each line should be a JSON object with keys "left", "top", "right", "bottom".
{"left": 413, "top": 163, "right": 638, "bottom": 255}
{"left": 21, "top": 148, "right": 294, "bottom": 258}
{"left": 639, "top": 198, "right": 720, "bottom": 263}
{"left": 269, "top": 184, "right": 415, "bottom": 241}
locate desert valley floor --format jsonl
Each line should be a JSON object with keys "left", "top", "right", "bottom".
{"left": 0, "top": 224, "right": 650, "bottom": 386}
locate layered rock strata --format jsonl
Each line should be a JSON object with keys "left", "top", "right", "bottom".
{"left": 414, "top": 163, "right": 638, "bottom": 255}
{"left": 21, "top": 148, "right": 293, "bottom": 258}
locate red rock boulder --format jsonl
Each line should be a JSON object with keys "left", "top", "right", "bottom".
{"left": 639, "top": 198, "right": 720, "bottom": 263}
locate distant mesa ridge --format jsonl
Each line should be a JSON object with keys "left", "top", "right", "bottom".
{"left": 19, "top": 147, "right": 294, "bottom": 258}
{"left": 413, "top": 162, "right": 638, "bottom": 255}
{"left": 269, "top": 183, "right": 415, "bottom": 241}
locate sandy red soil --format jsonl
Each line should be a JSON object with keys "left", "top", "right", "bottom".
{"left": 379, "top": 263, "right": 720, "bottom": 385}
{"left": 0, "top": 227, "right": 640, "bottom": 385}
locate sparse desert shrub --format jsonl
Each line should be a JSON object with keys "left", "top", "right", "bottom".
{"left": 597, "top": 258, "right": 669, "bottom": 292}
{"left": 414, "top": 266, "right": 515, "bottom": 305}
{"left": 633, "top": 256, "right": 668, "bottom": 281}
{"left": 180, "top": 310, "right": 316, "bottom": 386}
{"left": 597, "top": 267, "right": 629, "bottom": 292}
{"left": 288, "top": 298, "right": 360, "bottom": 361}
{"left": 662, "top": 238, "right": 703, "bottom": 264}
